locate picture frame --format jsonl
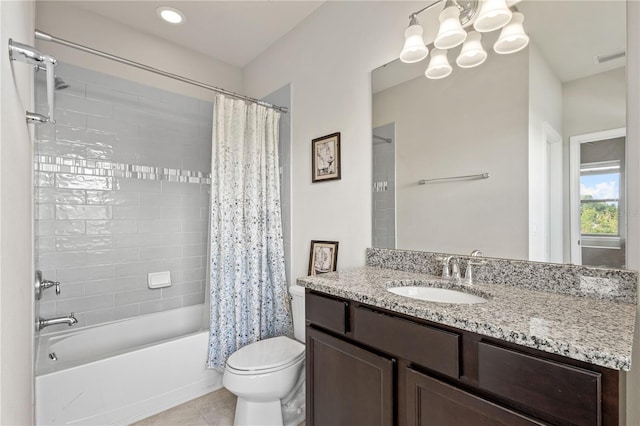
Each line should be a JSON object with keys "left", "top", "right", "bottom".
{"left": 308, "top": 240, "right": 339, "bottom": 276}
{"left": 312, "top": 132, "right": 341, "bottom": 182}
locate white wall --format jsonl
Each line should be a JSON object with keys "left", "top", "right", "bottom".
{"left": 528, "top": 42, "right": 563, "bottom": 262}
{"left": 0, "top": 0, "right": 35, "bottom": 423}
{"left": 563, "top": 67, "right": 626, "bottom": 140}
{"left": 244, "top": 2, "right": 420, "bottom": 279}
{"left": 35, "top": 1, "right": 242, "bottom": 102}
{"left": 373, "top": 51, "right": 529, "bottom": 259}
{"left": 625, "top": 2, "right": 640, "bottom": 424}
{"left": 244, "top": 0, "right": 640, "bottom": 421}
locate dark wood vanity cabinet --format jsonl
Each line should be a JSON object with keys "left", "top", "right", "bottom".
{"left": 305, "top": 290, "right": 619, "bottom": 426}
{"left": 405, "top": 367, "right": 545, "bottom": 426}
{"left": 306, "top": 327, "right": 394, "bottom": 426}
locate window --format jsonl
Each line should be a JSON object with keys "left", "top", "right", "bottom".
{"left": 580, "top": 160, "right": 620, "bottom": 236}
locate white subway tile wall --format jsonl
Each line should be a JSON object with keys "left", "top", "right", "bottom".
{"left": 34, "top": 63, "right": 213, "bottom": 333}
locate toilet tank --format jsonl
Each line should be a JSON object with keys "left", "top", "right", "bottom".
{"left": 289, "top": 285, "right": 305, "bottom": 342}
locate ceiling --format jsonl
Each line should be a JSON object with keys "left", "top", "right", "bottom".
{"left": 44, "top": 1, "right": 625, "bottom": 83}
{"left": 63, "top": 0, "right": 324, "bottom": 68}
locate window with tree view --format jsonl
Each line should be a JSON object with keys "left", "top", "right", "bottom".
{"left": 580, "top": 161, "right": 620, "bottom": 236}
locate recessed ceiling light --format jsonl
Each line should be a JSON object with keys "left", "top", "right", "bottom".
{"left": 156, "top": 7, "right": 185, "bottom": 25}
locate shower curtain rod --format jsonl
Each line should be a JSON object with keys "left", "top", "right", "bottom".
{"left": 34, "top": 30, "right": 288, "bottom": 113}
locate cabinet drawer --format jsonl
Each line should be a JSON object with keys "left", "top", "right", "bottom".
{"left": 478, "top": 342, "right": 601, "bottom": 426}
{"left": 353, "top": 306, "right": 459, "bottom": 378}
{"left": 306, "top": 291, "right": 349, "bottom": 334}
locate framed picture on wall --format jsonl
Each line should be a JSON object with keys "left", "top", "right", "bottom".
{"left": 312, "top": 132, "right": 341, "bottom": 182}
{"left": 308, "top": 240, "right": 339, "bottom": 275}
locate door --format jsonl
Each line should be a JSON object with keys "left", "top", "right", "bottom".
{"left": 306, "top": 327, "right": 394, "bottom": 426}
{"left": 570, "top": 128, "right": 626, "bottom": 267}
{"left": 405, "top": 367, "right": 545, "bottom": 426}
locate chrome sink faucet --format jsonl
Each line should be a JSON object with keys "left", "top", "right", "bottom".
{"left": 439, "top": 256, "right": 461, "bottom": 282}
{"left": 37, "top": 313, "right": 77, "bottom": 331}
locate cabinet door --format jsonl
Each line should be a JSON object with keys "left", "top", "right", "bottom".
{"left": 306, "top": 326, "right": 394, "bottom": 426}
{"left": 405, "top": 367, "right": 547, "bottom": 426}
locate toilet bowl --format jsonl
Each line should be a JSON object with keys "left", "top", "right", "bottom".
{"left": 223, "top": 285, "right": 306, "bottom": 426}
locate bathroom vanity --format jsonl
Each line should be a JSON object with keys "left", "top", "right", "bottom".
{"left": 298, "top": 249, "right": 637, "bottom": 426}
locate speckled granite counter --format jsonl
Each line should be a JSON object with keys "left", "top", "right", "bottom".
{"left": 297, "top": 266, "right": 637, "bottom": 371}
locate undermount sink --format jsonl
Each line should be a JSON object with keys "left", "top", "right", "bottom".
{"left": 387, "top": 286, "right": 488, "bottom": 304}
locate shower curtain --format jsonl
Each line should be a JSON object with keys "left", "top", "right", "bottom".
{"left": 207, "top": 94, "right": 291, "bottom": 370}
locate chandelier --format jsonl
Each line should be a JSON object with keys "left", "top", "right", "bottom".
{"left": 400, "top": 0, "right": 529, "bottom": 79}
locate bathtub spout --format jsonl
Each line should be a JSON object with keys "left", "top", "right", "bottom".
{"left": 38, "top": 313, "right": 77, "bottom": 331}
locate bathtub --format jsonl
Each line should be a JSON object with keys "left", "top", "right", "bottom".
{"left": 35, "top": 305, "right": 222, "bottom": 425}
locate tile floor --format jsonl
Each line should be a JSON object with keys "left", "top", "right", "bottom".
{"left": 132, "top": 388, "right": 305, "bottom": 426}
{"left": 133, "top": 388, "right": 236, "bottom": 426}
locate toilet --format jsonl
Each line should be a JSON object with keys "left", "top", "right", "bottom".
{"left": 223, "top": 284, "right": 306, "bottom": 426}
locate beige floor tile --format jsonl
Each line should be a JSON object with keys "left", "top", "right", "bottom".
{"left": 132, "top": 388, "right": 235, "bottom": 426}
{"left": 194, "top": 388, "right": 236, "bottom": 426}
{"left": 133, "top": 387, "right": 306, "bottom": 426}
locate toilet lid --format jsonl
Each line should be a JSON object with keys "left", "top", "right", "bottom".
{"left": 227, "top": 336, "right": 305, "bottom": 372}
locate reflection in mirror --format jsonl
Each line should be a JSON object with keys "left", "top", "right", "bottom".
{"left": 371, "top": 0, "right": 626, "bottom": 266}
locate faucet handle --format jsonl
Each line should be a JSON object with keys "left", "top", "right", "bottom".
{"left": 464, "top": 259, "right": 487, "bottom": 285}
{"left": 35, "top": 270, "right": 61, "bottom": 300}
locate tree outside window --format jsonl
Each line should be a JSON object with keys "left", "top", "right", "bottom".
{"left": 580, "top": 162, "right": 620, "bottom": 236}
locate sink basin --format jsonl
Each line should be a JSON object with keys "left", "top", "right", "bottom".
{"left": 387, "top": 286, "right": 487, "bottom": 304}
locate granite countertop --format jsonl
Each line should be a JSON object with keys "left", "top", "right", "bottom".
{"left": 297, "top": 266, "right": 637, "bottom": 371}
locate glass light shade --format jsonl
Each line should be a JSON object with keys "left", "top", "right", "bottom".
{"left": 456, "top": 31, "right": 487, "bottom": 68}
{"left": 156, "top": 7, "right": 185, "bottom": 24}
{"left": 425, "top": 48, "right": 452, "bottom": 79}
{"left": 434, "top": 6, "right": 467, "bottom": 49}
{"left": 473, "top": 0, "right": 512, "bottom": 33}
{"left": 494, "top": 12, "right": 529, "bottom": 54}
{"left": 400, "top": 24, "right": 429, "bottom": 63}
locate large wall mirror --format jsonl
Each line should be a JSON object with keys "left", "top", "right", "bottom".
{"left": 372, "top": 0, "right": 627, "bottom": 267}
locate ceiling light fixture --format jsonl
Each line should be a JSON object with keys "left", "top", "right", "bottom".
{"left": 456, "top": 31, "right": 487, "bottom": 68}
{"left": 399, "top": 14, "right": 429, "bottom": 63}
{"left": 156, "top": 6, "right": 185, "bottom": 25}
{"left": 473, "top": 0, "right": 512, "bottom": 33}
{"left": 434, "top": 1, "right": 468, "bottom": 49}
{"left": 493, "top": 11, "right": 529, "bottom": 54}
{"left": 399, "top": 0, "right": 529, "bottom": 79}
{"left": 425, "top": 48, "right": 453, "bottom": 79}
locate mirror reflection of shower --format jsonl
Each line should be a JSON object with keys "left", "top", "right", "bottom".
{"left": 37, "top": 65, "right": 68, "bottom": 90}
{"left": 372, "top": 123, "right": 396, "bottom": 249}
{"left": 54, "top": 76, "right": 68, "bottom": 90}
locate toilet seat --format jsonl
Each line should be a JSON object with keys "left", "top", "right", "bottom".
{"left": 226, "top": 336, "right": 305, "bottom": 375}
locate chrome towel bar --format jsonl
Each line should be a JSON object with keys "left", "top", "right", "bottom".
{"left": 418, "top": 172, "right": 489, "bottom": 185}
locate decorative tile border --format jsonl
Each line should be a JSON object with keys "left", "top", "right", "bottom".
{"left": 34, "top": 155, "right": 211, "bottom": 184}
{"left": 366, "top": 247, "right": 638, "bottom": 304}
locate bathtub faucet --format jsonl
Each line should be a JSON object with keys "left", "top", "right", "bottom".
{"left": 37, "top": 313, "right": 78, "bottom": 331}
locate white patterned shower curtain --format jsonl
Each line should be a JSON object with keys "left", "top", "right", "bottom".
{"left": 207, "top": 94, "right": 291, "bottom": 370}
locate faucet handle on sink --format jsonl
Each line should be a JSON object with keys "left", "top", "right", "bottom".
{"left": 464, "top": 258, "right": 487, "bottom": 285}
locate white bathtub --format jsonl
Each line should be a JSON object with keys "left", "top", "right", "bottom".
{"left": 35, "top": 305, "right": 222, "bottom": 425}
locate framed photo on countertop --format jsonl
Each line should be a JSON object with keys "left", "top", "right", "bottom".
{"left": 308, "top": 240, "right": 339, "bottom": 275}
